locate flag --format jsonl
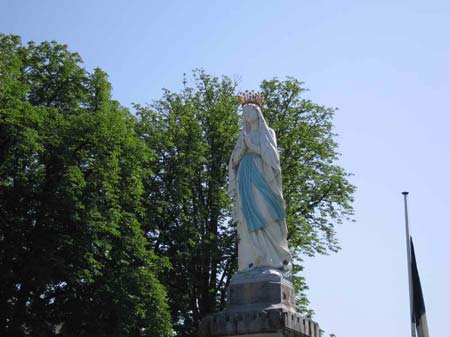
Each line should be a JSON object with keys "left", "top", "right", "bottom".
{"left": 410, "top": 238, "right": 430, "bottom": 337}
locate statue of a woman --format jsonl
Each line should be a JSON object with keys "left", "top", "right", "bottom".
{"left": 229, "top": 92, "right": 291, "bottom": 272}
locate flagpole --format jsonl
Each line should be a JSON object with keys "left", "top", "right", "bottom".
{"left": 402, "top": 191, "right": 416, "bottom": 337}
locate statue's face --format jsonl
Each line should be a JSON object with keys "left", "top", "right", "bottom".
{"left": 243, "top": 105, "right": 258, "bottom": 124}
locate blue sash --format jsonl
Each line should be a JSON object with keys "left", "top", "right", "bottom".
{"left": 238, "top": 153, "right": 285, "bottom": 232}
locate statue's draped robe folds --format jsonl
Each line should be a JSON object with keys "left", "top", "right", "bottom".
{"left": 229, "top": 104, "right": 291, "bottom": 271}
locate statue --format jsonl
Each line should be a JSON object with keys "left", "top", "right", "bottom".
{"left": 229, "top": 91, "right": 292, "bottom": 272}
{"left": 199, "top": 91, "right": 321, "bottom": 337}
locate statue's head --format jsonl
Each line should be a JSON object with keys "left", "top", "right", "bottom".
{"left": 243, "top": 104, "right": 260, "bottom": 124}
{"left": 238, "top": 91, "right": 267, "bottom": 131}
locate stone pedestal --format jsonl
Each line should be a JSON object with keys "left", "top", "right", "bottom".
{"left": 199, "top": 268, "right": 320, "bottom": 337}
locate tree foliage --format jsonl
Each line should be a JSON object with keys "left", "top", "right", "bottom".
{"left": 134, "top": 71, "right": 240, "bottom": 335}
{"left": 261, "top": 78, "right": 355, "bottom": 311}
{"left": 135, "top": 71, "right": 355, "bottom": 336}
{"left": 1, "top": 33, "right": 355, "bottom": 337}
{"left": 0, "top": 34, "right": 172, "bottom": 337}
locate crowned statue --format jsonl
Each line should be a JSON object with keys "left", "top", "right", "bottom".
{"left": 200, "top": 91, "right": 320, "bottom": 337}
{"left": 229, "top": 91, "right": 292, "bottom": 273}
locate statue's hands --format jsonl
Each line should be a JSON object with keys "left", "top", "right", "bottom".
{"left": 231, "top": 133, "right": 247, "bottom": 168}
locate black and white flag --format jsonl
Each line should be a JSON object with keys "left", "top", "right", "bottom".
{"left": 410, "top": 238, "right": 430, "bottom": 337}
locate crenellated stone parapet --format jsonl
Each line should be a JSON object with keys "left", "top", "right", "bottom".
{"left": 200, "top": 308, "right": 320, "bottom": 337}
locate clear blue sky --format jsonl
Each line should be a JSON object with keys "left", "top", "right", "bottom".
{"left": 2, "top": 1, "right": 449, "bottom": 336}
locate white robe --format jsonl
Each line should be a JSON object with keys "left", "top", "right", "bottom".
{"left": 229, "top": 104, "right": 291, "bottom": 271}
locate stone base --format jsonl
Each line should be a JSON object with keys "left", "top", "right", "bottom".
{"left": 199, "top": 268, "right": 320, "bottom": 337}
{"left": 227, "top": 268, "right": 296, "bottom": 313}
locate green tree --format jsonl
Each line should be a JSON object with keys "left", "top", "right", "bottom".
{"left": 261, "top": 78, "right": 355, "bottom": 311}
{"left": 0, "top": 33, "right": 355, "bottom": 337}
{"left": 135, "top": 70, "right": 240, "bottom": 336}
{"left": 0, "top": 34, "right": 172, "bottom": 337}
{"left": 136, "top": 71, "right": 355, "bottom": 336}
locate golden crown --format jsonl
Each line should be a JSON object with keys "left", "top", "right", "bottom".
{"left": 238, "top": 90, "right": 265, "bottom": 107}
